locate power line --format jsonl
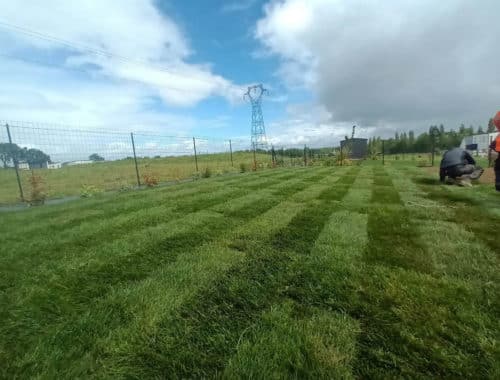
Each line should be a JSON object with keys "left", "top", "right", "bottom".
{"left": 0, "top": 20, "right": 240, "bottom": 90}
{"left": 0, "top": 52, "right": 191, "bottom": 94}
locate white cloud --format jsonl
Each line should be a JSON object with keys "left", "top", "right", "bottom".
{"left": 256, "top": 0, "right": 500, "bottom": 131}
{"left": 0, "top": 0, "right": 244, "bottom": 129}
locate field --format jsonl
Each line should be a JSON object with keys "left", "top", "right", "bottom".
{"left": 1, "top": 161, "right": 499, "bottom": 378}
{"left": 0, "top": 151, "right": 272, "bottom": 205}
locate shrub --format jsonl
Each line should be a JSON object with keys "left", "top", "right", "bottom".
{"left": 239, "top": 163, "right": 248, "bottom": 173}
{"left": 28, "top": 172, "right": 46, "bottom": 206}
{"left": 142, "top": 173, "right": 159, "bottom": 187}
{"left": 323, "top": 158, "right": 335, "bottom": 166}
{"left": 80, "top": 184, "right": 102, "bottom": 198}
{"left": 202, "top": 167, "right": 212, "bottom": 178}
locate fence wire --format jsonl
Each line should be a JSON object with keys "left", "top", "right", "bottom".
{"left": 0, "top": 120, "right": 380, "bottom": 206}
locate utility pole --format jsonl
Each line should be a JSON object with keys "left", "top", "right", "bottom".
{"left": 244, "top": 84, "right": 268, "bottom": 152}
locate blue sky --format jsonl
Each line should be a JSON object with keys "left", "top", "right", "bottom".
{"left": 0, "top": 0, "right": 498, "bottom": 154}
{"left": 0, "top": 0, "right": 309, "bottom": 146}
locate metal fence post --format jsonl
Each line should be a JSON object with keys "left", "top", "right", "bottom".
{"left": 6, "top": 124, "right": 24, "bottom": 202}
{"left": 382, "top": 140, "right": 385, "bottom": 165}
{"left": 252, "top": 145, "right": 257, "bottom": 170}
{"left": 229, "top": 139, "right": 233, "bottom": 167}
{"left": 193, "top": 137, "right": 199, "bottom": 172}
{"left": 130, "top": 133, "right": 141, "bottom": 187}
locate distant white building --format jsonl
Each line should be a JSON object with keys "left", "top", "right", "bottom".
{"left": 460, "top": 132, "right": 498, "bottom": 156}
{"left": 47, "top": 162, "right": 62, "bottom": 169}
{"left": 64, "top": 160, "right": 94, "bottom": 166}
{"left": 18, "top": 162, "right": 30, "bottom": 170}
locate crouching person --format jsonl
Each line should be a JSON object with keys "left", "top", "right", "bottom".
{"left": 439, "top": 147, "right": 484, "bottom": 187}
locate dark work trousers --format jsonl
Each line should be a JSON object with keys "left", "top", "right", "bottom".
{"left": 495, "top": 160, "right": 500, "bottom": 191}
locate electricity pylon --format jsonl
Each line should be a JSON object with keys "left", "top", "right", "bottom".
{"left": 244, "top": 84, "right": 268, "bottom": 150}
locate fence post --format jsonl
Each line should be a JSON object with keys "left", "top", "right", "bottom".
{"left": 192, "top": 137, "right": 199, "bottom": 172}
{"left": 382, "top": 140, "right": 385, "bottom": 165}
{"left": 252, "top": 145, "right": 257, "bottom": 171}
{"left": 303, "top": 145, "right": 307, "bottom": 166}
{"left": 130, "top": 133, "right": 141, "bottom": 187}
{"left": 229, "top": 139, "right": 233, "bottom": 167}
{"left": 340, "top": 144, "right": 343, "bottom": 166}
{"left": 6, "top": 124, "right": 24, "bottom": 202}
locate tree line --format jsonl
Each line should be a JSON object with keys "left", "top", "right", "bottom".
{"left": 368, "top": 119, "right": 497, "bottom": 155}
{"left": 0, "top": 143, "right": 51, "bottom": 169}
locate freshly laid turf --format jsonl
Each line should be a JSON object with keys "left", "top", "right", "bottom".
{"left": 0, "top": 162, "right": 499, "bottom": 378}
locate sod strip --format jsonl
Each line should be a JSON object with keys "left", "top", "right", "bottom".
{"left": 366, "top": 170, "right": 431, "bottom": 273}
{"left": 413, "top": 172, "right": 500, "bottom": 255}
{"left": 1, "top": 169, "right": 322, "bottom": 301}
{"left": 0, "top": 166, "right": 293, "bottom": 233}
{"left": 353, "top": 167, "right": 500, "bottom": 378}
{"left": 223, "top": 302, "right": 360, "bottom": 379}
{"left": 78, "top": 202, "right": 311, "bottom": 379}
{"left": 1, "top": 170, "right": 332, "bottom": 375}
{"left": 224, "top": 209, "right": 368, "bottom": 379}
{"left": 120, "top": 171, "right": 357, "bottom": 378}
{"left": 0, "top": 169, "right": 299, "bottom": 240}
{"left": 0, "top": 169, "right": 314, "bottom": 268}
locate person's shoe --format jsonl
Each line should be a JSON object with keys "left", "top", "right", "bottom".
{"left": 470, "top": 168, "right": 484, "bottom": 180}
{"left": 457, "top": 177, "right": 472, "bottom": 187}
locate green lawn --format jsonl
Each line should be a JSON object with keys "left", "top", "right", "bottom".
{"left": 1, "top": 162, "right": 499, "bottom": 378}
{"left": 0, "top": 151, "right": 274, "bottom": 205}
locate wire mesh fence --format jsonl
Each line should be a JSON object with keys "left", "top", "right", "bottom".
{"left": 1, "top": 120, "right": 430, "bottom": 206}
{"left": 0, "top": 121, "right": 268, "bottom": 205}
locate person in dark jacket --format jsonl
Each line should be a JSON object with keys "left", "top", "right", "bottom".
{"left": 439, "top": 148, "right": 483, "bottom": 186}
{"left": 489, "top": 111, "right": 500, "bottom": 191}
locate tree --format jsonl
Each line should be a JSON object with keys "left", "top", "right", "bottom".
{"left": 89, "top": 153, "right": 105, "bottom": 162}
{"left": 25, "top": 149, "right": 50, "bottom": 167}
{"left": 487, "top": 118, "right": 496, "bottom": 133}
{"left": 0, "top": 143, "right": 23, "bottom": 169}
{"left": 477, "top": 126, "right": 484, "bottom": 134}
{"left": 439, "top": 124, "right": 445, "bottom": 135}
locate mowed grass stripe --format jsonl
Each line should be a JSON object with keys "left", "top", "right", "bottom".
{"left": 0, "top": 169, "right": 297, "bottom": 240}
{"left": 224, "top": 209, "right": 368, "bottom": 379}
{"left": 0, "top": 166, "right": 293, "bottom": 233}
{"left": 1, "top": 169, "right": 323, "bottom": 297}
{"left": 1, "top": 168, "right": 334, "bottom": 376}
{"left": 0, "top": 169, "right": 312, "bottom": 267}
{"left": 121, "top": 170, "right": 357, "bottom": 378}
{"left": 351, "top": 164, "right": 499, "bottom": 378}
{"left": 80, "top": 201, "right": 311, "bottom": 379}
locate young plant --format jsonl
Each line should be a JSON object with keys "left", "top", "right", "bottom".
{"left": 142, "top": 173, "right": 159, "bottom": 187}
{"left": 28, "top": 171, "right": 46, "bottom": 206}
{"left": 202, "top": 167, "right": 212, "bottom": 178}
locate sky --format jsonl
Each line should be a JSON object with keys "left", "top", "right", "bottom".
{"left": 0, "top": 0, "right": 499, "bottom": 154}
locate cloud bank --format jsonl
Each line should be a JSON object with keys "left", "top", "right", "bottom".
{"left": 256, "top": 0, "right": 500, "bottom": 134}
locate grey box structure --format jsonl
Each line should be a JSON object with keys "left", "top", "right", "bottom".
{"left": 340, "top": 138, "right": 368, "bottom": 159}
